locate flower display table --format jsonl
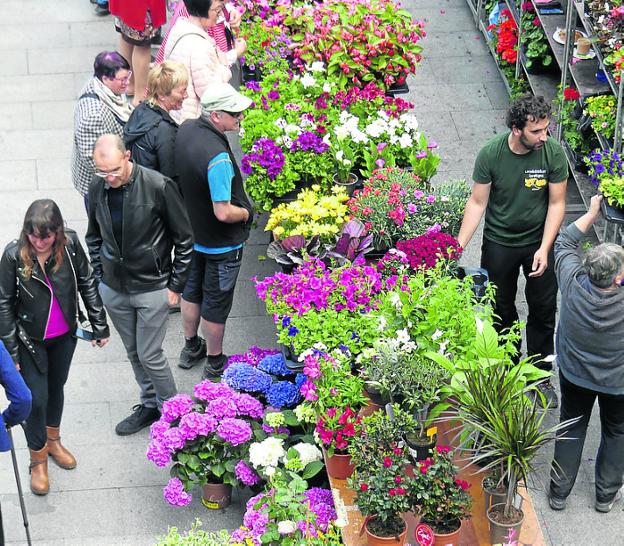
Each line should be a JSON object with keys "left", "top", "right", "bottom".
{"left": 327, "top": 421, "right": 547, "bottom": 545}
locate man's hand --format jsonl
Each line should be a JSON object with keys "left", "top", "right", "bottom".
{"left": 234, "top": 38, "right": 247, "bottom": 57}
{"left": 167, "top": 289, "right": 180, "bottom": 306}
{"left": 15, "top": 362, "right": 20, "bottom": 371}
{"left": 529, "top": 246, "right": 549, "bottom": 277}
{"left": 92, "top": 337, "right": 110, "bottom": 348}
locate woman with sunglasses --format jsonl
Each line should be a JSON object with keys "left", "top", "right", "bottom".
{"left": 0, "top": 200, "right": 110, "bottom": 496}
{"left": 72, "top": 51, "right": 134, "bottom": 211}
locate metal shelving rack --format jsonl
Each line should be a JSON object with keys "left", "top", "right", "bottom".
{"left": 468, "top": 0, "right": 624, "bottom": 242}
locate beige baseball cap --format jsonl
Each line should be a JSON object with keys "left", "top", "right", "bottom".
{"left": 200, "top": 83, "right": 253, "bottom": 112}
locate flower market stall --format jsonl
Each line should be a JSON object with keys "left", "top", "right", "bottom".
{"left": 149, "top": 1, "right": 560, "bottom": 545}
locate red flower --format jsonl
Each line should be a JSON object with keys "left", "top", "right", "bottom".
{"left": 383, "top": 457, "right": 392, "bottom": 468}
{"left": 396, "top": 487, "right": 406, "bottom": 495}
{"left": 455, "top": 479, "right": 471, "bottom": 491}
{"left": 360, "top": 483, "right": 369, "bottom": 492}
{"left": 394, "top": 476, "right": 402, "bottom": 484}
{"left": 419, "top": 464, "right": 428, "bottom": 474}
{"left": 563, "top": 87, "right": 580, "bottom": 101}
{"left": 319, "top": 429, "right": 334, "bottom": 444}
{"left": 326, "top": 407, "right": 337, "bottom": 418}
{"left": 436, "top": 445, "right": 451, "bottom": 454}
{"left": 532, "top": 17, "right": 541, "bottom": 26}
{"left": 342, "top": 423, "right": 356, "bottom": 437}
{"left": 393, "top": 447, "right": 403, "bottom": 456}
{"left": 388, "top": 488, "right": 397, "bottom": 496}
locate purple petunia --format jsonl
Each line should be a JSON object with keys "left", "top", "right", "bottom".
{"left": 160, "top": 394, "right": 194, "bottom": 423}
{"left": 241, "top": 138, "right": 285, "bottom": 180}
{"left": 216, "top": 418, "right": 253, "bottom": 446}
{"left": 289, "top": 131, "right": 329, "bottom": 154}
{"left": 163, "top": 477, "right": 192, "bottom": 507}
{"left": 235, "top": 460, "right": 260, "bottom": 486}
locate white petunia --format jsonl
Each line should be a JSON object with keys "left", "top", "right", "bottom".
{"left": 396, "top": 328, "right": 410, "bottom": 344}
{"left": 278, "top": 521, "right": 297, "bottom": 535}
{"left": 310, "top": 61, "right": 326, "bottom": 72}
{"left": 389, "top": 292, "right": 402, "bottom": 309}
{"left": 323, "top": 82, "right": 332, "bottom": 93}
{"left": 285, "top": 124, "right": 301, "bottom": 135}
{"left": 378, "top": 315, "right": 388, "bottom": 331}
{"left": 431, "top": 329, "right": 443, "bottom": 340}
{"left": 300, "top": 73, "right": 317, "bottom": 88}
{"left": 274, "top": 117, "right": 287, "bottom": 129}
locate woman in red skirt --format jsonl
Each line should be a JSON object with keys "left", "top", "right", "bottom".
{"left": 110, "top": 1, "right": 167, "bottom": 106}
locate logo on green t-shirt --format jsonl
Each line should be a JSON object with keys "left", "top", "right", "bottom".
{"left": 524, "top": 169, "right": 547, "bottom": 191}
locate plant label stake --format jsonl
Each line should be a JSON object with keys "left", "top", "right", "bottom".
{"left": 415, "top": 523, "right": 435, "bottom": 546}
{"left": 426, "top": 426, "right": 437, "bottom": 439}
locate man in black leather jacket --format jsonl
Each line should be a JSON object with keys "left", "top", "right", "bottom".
{"left": 86, "top": 134, "right": 193, "bottom": 435}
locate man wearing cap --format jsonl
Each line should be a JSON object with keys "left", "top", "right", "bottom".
{"left": 174, "top": 83, "right": 254, "bottom": 378}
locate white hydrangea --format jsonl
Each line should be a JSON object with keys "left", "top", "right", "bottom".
{"left": 278, "top": 520, "right": 297, "bottom": 535}
{"left": 249, "top": 437, "right": 286, "bottom": 469}
{"left": 400, "top": 113, "right": 419, "bottom": 132}
{"left": 291, "top": 442, "right": 322, "bottom": 466}
{"left": 399, "top": 133, "right": 413, "bottom": 148}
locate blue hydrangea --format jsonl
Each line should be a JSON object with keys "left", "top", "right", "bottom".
{"left": 266, "top": 381, "right": 301, "bottom": 408}
{"left": 258, "top": 353, "right": 293, "bottom": 376}
{"left": 223, "top": 363, "right": 272, "bottom": 394}
{"left": 295, "top": 373, "right": 306, "bottom": 390}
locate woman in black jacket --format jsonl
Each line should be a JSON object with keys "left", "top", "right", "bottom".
{"left": 123, "top": 60, "right": 189, "bottom": 181}
{"left": 0, "top": 199, "right": 110, "bottom": 496}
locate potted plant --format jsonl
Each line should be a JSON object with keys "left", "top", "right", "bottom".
{"left": 431, "top": 319, "right": 577, "bottom": 544}
{"left": 393, "top": 228, "right": 462, "bottom": 271}
{"left": 349, "top": 444, "right": 413, "bottom": 544}
{"left": 147, "top": 384, "right": 263, "bottom": 509}
{"left": 230, "top": 472, "right": 343, "bottom": 545}
{"left": 410, "top": 446, "right": 472, "bottom": 544}
{"left": 266, "top": 235, "right": 325, "bottom": 273}
{"left": 315, "top": 406, "right": 362, "bottom": 479}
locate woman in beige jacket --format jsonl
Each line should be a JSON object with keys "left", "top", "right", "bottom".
{"left": 164, "top": 0, "right": 245, "bottom": 124}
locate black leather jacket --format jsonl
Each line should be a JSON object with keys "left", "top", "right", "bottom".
{"left": 0, "top": 230, "right": 110, "bottom": 363}
{"left": 85, "top": 163, "right": 193, "bottom": 294}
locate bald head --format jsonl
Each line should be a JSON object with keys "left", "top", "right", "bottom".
{"left": 93, "top": 134, "right": 132, "bottom": 187}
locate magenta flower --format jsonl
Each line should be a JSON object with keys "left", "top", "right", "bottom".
{"left": 163, "top": 427, "right": 186, "bottom": 451}
{"left": 178, "top": 411, "right": 218, "bottom": 440}
{"left": 233, "top": 392, "right": 265, "bottom": 419}
{"left": 163, "top": 477, "right": 192, "bottom": 507}
{"left": 235, "top": 460, "right": 260, "bottom": 486}
{"left": 161, "top": 394, "right": 193, "bottom": 423}
{"left": 146, "top": 439, "right": 172, "bottom": 468}
{"left": 206, "top": 397, "right": 238, "bottom": 420}
{"left": 193, "top": 380, "right": 233, "bottom": 402}
{"left": 216, "top": 418, "right": 253, "bottom": 446}
{"left": 301, "top": 380, "right": 318, "bottom": 401}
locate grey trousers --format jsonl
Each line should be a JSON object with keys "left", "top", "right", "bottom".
{"left": 98, "top": 282, "right": 177, "bottom": 409}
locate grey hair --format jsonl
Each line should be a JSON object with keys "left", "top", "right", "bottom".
{"left": 93, "top": 134, "right": 126, "bottom": 155}
{"left": 582, "top": 243, "right": 624, "bottom": 288}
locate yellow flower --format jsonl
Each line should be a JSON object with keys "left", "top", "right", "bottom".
{"left": 273, "top": 226, "right": 285, "bottom": 237}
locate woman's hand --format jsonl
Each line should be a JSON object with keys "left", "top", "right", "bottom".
{"left": 15, "top": 362, "right": 20, "bottom": 371}
{"left": 229, "top": 8, "right": 242, "bottom": 32}
{"left": 234, "top": 38, "right": 247, "bottom": 58}
{"left": 91, "top": 338, "right": 110, "bottom": 348}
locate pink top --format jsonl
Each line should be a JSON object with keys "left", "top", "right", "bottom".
{"left": 44, "top": 276, "right": 70, "bottom": 339}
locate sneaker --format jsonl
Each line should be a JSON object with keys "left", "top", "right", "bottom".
{"left": 95, "top": 2, "right": 110, "bottom": 15}
{"left": 202, "top": 354, "right": 228, "bottom": 380}
{"left": 535, "top": 380, "right": 559, "bottom": 409}
{"left": 548, "top": 494, "right": 566, "bottom": 511}
{"left": 115, "top": 405, "right": 160, "bottom": 436}
{"left": 178, "top": 337, "right": 207, "bottom": 369}
{"left": 595, "top": 488, "right": 623, "bottom": 513}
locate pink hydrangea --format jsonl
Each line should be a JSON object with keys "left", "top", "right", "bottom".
{"left": 163, "top": 477, "right": 192, "bottom": 507}
{"left": 161, "top": 394, "right": 194, "bottom": 423}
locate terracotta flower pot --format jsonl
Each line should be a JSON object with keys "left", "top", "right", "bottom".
{"left": 201, "top": 482, "right": 232, "bottom": 510}
{"left": 430, "top": 519, "right": 462, "bottom": 546}
{"left": 323, "top": 449, "right": 354, "bottom": 480}
{"left": 365, "top": 515, "right": 408, "bottom": 545}
{"left": 487, "top": 503, "right": 525, "bottom": 545}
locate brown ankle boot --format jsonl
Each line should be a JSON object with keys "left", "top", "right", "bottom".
{"left": 46, "top": 426, "right": 77, "bottom": 469}
{"left": 29, "top": 444, "right": 49, "bottom": 495}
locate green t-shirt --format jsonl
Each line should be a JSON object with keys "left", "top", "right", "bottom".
{"left": 472, "top": 132, "right": 568, "bottom": 247}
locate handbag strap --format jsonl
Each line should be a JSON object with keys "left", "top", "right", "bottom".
{"left": 64, "top": 246, "right": 88, "bottom": 324}
{"left": 167, "top": 32, "right": 207, "bottom": 57}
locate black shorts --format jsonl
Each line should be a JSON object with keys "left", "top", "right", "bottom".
{"left": 182, "top": 248, "right": 243, "bottom": 324}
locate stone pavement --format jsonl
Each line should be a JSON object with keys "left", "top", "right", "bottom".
{"left": 0, "top": 0, "right": 620, "bottom": 544}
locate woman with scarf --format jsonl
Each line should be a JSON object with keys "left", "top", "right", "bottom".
{"left": 71, "top": 51, "right": 134, "bottom": 211}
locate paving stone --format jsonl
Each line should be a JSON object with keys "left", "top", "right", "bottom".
{"left": 420, "top": 31, "right": 487, "bottom": 59}
{"left": 0, "top": 73, "right": 75, "bottom": 103}
{"left": 0, "top": 102, "right": 33, "bottom": 131}
{"left": 31, "top": 100, "right": 75, "bottom": 130}
{"left": 28, "top": 46, "right": 108, "bottom": 75}
{"left": 484, "top": 80, "right": 512, "bottom": 110}
{"left": 36, "top": 157, "right": 72, "bottom": 190}
{"left": 407, "top": 82, "right": 492, "bottom": 112}
{"left": 69, "top": 21, "right": 118, "bottom": 48}
{"left": 73, "top": 71, "right": 94, "bottom": 98}
{"left": 409, "top": 58, "right": 437, "bottom": 85}
{"left": 412, "top": 111, "right": 460, "bottom": 143}
{"left": 0, "top": 0, "right": 100, "bottom": 24}
{"left": 0, "top": 129, "right": 72, "bottom": 161}
{"left": 417, "top": 7, "right": 481, "bottom": 33}
{"left": 451, "top": 108, "right": 507, "bottom": 141}
{"left": 0, "top": 160, "right": 37, "bottom": 191}
{"left": 238, "top": 243, "right": 279, "bottom": 281}
{"left": 3, "top": 49, "right": 28, "bottom": 76}
{"left": 224, "top": 315, "right": 279, "bottom": 357}
{"left": 0, "top": 23, "right": 70, "bottom": 50}
{"left": 430, "top": 54, "right": 502, "bottom": 84}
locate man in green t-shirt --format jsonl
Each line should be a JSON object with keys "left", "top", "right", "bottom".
{"left": 457, "top": 94, "right": 568, "bottom": 408}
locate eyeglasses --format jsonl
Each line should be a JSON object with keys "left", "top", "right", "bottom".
{"left": 110, "top": 70, "right": 132, "bottom": 83}
{"left": 221, "top": 110, "right": 244, "bottom": 120}
{"left": 94, "top": 167, "right": 124, "bottom": 179}
{"left": 28, "top": 232, "right": 55, "bottom": 242}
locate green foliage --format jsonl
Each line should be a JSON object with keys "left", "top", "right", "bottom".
{"left": 521, "top": 11, "right": 553, "bottom": 69}
{"left": 155, "top": 520, "right": 231, "bottom": 546}
{"left": 599, "top": 175, "right": 624, "bottom": 207}
{"left": 585, "top": 94, "right": 617, "bottom": 140}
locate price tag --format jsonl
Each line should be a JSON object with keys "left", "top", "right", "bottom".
{"left": 426, "top": 426, "right": 437, "bottom": 438}
{"left": 415, "top": 523, "right": 435, "bottom": 546}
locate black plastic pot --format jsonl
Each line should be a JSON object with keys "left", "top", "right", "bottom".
{"left": 281, "top": 344, "right": 304, "bottom": 372}
{"left": 455, "top": 266, "right": 489, "bottom": 299}
{"left": 364, "top": 383, "right": 389, "bottom": 406}
{"left": 241, "top": 65, "right": 261, "bottom": 83}
{"left": 385, "top": 81, "right": 409, "bottom": 97}
{"left": 404, "top": 433, "right": 437, "bottom": 462}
